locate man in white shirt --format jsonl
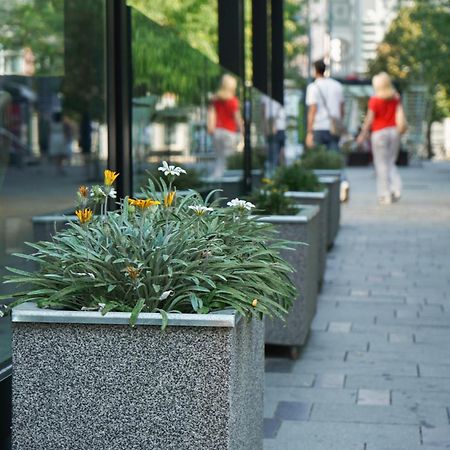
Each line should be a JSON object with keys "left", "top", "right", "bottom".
{"left": 305, "top": 60, "right": 344, "bottom": 151}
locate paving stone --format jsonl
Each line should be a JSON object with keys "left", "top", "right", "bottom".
{"left": 263, "top": 417, "right": 281, "bottom": 439}
{"left": 328, "top": 321, "right": 352, "bottom": 333}
{"left": 274, "top": 401, "right": 311, "bottom": 421}
{"left": 346, "top": 375, "right": 450, "bottom": 393}
{"left": 389, "top": 333, "right": 414, "bottom": 343}
{"left": 275, "top": 421, "right": 421, "bottom": 448}
{"left": 310, "top": 403, "right": 448, "bottom": 426}
{"left": 392, "top": 390, "right": 450, "bottom": 409}
{"left": 265, "top": 387, "right": 357, "bottom": 415}
{"left": 315, "top": 373, "right": 346, "bottom": 389}
{"left": 419, "top": 364, "right": 450, "bottom": 378}
{"left": 421, "top": 426, "right": 450, "bottom": 447}
{"left": 357, "top": 389, "right": 390, "bottom": 405}
{"left": 293, "top": 358, "right": 418, "bottom": 377}
{"left": 265, "top": 373, "right": 315, "bottom": 388}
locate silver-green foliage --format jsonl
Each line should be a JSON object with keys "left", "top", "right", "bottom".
{"left": 2, "top": 175, "right": 297, "bottom": 327}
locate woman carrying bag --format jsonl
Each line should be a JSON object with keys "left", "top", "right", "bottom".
{"left": 357, "top": 72, "right": 408, "bottom": 205}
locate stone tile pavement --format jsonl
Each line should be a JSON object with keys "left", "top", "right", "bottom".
{"left": 264, "top": 162, "right": 450, "bottom": 450}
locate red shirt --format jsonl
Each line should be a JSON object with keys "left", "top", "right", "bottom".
{"left": 213, "top": 97, "right": 239, "bottom": 132}
{"left": 368, "top": 96, "right": 400, "bottom": 132}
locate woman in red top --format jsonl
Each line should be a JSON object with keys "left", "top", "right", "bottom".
{"left": 357, "top": 72, "right": 407, "bottom": 205}
{"left": 207, "top": 74, "right": 243, "bottom": 178}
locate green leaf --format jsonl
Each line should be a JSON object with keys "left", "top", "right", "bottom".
{"left": 130, "top": 298, "right": 146, "bottom": 327}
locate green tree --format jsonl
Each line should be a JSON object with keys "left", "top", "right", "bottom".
{"left": 127, "top": 0, "right": 218, "bottom": 63}
{"left": 368, "top": 0, "right": 450, "bottom": 155}
{"left": 284, "top": 0, "right": 308, "bottom": 88}
{"left": 0, "top": 0, "right": 64, "bottom": 75}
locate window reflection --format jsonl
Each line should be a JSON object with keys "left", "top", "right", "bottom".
{"left": 0, "top": 0, "right": 107, "bottom": 368}
{"left": 130, "top": 7, "right": 276, "bottom": 196}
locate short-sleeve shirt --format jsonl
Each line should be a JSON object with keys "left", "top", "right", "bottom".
{"left": 305, "top": 78, "right": 344, "bottom": 131}
{"left": 213, "top": 97, "right": 240, "bottom": 132}
{"left": 368, "top": 96, "right": 400, "bottom": 132}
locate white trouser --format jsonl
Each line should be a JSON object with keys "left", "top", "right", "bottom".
{"left": 212, "top": 129, "right": 238, "bottom": 178}
{"left": 371, "top": 126, "right": 402, "bottom": 199}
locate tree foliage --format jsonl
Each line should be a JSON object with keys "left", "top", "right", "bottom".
{"left": 131, "top": 10, "right": 221, "bottom": 104}
{"left": 284, "top": 0, "right": 308, "bottom": 87}
{"left": 368, "top": 0, "right": 450, "bottom": 120}
{"left": 127, "top": 0, "right": 218, "bottom": 63}
{"left": 0, "top": 0, "right": 64, "bottom": 75}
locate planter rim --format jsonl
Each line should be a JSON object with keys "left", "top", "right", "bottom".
{"left": 317, "top": 175, "right": 339, "bottom": 183}
{"left": 12, "top": 302, "right": 241, "bottom": 328}
{"left": 32, "top": 215, "right": 77, "bottom": 223}
{"left": 254, "top": 204, "right": 319, "bottom": 223}
{"left": 285, "top": 189, "right": 328, "bottom": 199}
{"left": 313, "top": 169, "right": 342, "bottom": 175}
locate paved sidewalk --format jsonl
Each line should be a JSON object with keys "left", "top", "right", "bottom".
{"left": 264, "top": 162, "right": 450, "bottom": 450}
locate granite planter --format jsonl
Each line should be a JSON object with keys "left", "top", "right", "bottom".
{"left": 316, "top": 175, "right": 340, "bottom": 249}
{"left": 260, "top": 205, "right": 320, "bottom": 357}
{"left": 285, "top": 189, "right": 329, "bottom": 289}
{"left": 11, "top": 304, "right": 264, "bottom": 450}
{"left": 32, "top": 213, "right": 75, "bottom": 242}
{"left": 312, "top": 169, "right": 342, "bottom": 180}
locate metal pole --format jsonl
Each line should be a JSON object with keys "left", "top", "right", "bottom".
{"left": 106, "top": 0, "right": 133, "bottom": 200}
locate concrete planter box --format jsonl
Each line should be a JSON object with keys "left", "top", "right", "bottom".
{"left": 317, "top": 176, "right": 340, "bottom": 248}
{"left": 32, "top": 214, "right": 75, "bottom": 242}
{"left": 285, "top": 189, "right": 329, "bottom": 288}
{"left": 12, "top": 304, "right": 264, "bottom": 450}
{"left": 313, "top": 169, "right": 342, "bottom": 180}
{"left": 260, "top": 205, "right": 320, "bottom": 355}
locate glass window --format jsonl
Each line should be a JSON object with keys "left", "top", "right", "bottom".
{"left": 0, "top": 0, "right": 108, "bottom": 371}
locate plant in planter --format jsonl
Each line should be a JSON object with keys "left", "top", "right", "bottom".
{"left": 142, "top": 163, "right": 205, "bottom": 191}
{"left": 301, "top": 147, "right": 344, "bottom": 170}
{"left": 1, "top": 163, "right": 297, "bottom": 450}
{"left": 249, "top": 179, "right": 298, "bottom": 216}
{"left": 272, "top": 162, "right": 323, "bottom": 192}
{"left": 249, "top": 179, "right": 320, "bottom": 358}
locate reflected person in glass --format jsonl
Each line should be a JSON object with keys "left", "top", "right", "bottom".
{"left": 207, "top": 74, "right": 243, "bottom": 178}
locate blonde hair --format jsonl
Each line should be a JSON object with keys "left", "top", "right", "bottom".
{"left": 372, "top": 72, "right": 396, "bottom": 99}
{"left": 216, "top": 74, "right": 237, "bottom": 100}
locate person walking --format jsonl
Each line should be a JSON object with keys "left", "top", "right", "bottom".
{"left": 305, "top": 59, "right": 345, "bottom": 151}
{"left": 357, "top": 72, "right": 407, "bottom": 205}
{"left": 207, "top": 74, "right": 243, "bottom": 178}
{"left": 261, "top": 94, "right": 286, "bottom": 175}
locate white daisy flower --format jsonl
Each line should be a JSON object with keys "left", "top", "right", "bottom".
{"left": 158, "top": 161, "right": 187, "bottom": 177}
{"left": 227, "top": 198, "right": 255, "bottom": 211}
{"left": 108, "top": 187, "right": 117, "bottom": 199}
{"left": 188, "top": 205, "right": 214, "bottom": 216}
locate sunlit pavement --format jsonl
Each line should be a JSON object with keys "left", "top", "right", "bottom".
{"left": 264, "top": 161, "right": 450, "bottom": 450}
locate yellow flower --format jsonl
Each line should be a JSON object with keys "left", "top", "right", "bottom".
{"left": 252, "top": 299, "right": 258, "bottom": 307}
{"left": 125, "top": 266, "right": 141, "bottom": 280}
{"left": 128, "top": 198, "right": 161, "bottom": 209}
{"left": 78, "top": 185, "right": 89, "bottom": 198}
{"left": 164, "top": 191, "right": 176, "bottom": 207}
{"left": 75, "top": 208, "right": 93, "bottom": 224}
{"left": 262, "top": 178, "right": 273, "bottom": 185}
{"left": 104, "top": 169, "right": 119, "bottom": 186}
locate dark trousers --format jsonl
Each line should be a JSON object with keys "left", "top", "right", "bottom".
{"left": 313, "top": 130, "right": 340, "bottom": 151}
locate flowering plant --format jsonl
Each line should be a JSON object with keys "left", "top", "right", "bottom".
{"left": 250, "top": 180, "right": 298, "bottom": 216}
{"left": 1, "top": 162, "right": 297, "bottom": 327}
{"left": 272, "top": 162, "right": 323, "bottom": 193}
